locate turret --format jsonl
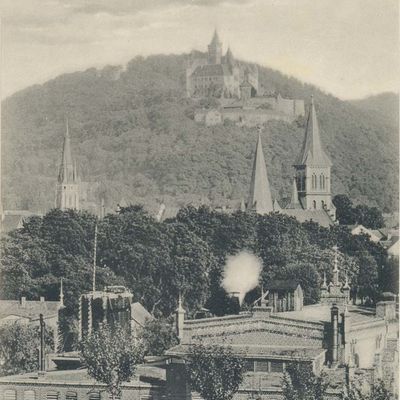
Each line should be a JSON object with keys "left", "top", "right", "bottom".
{"left": 175, "top": 293, "right": 186, "bottom": 342}
{"left": 208, "top": 30, "right": 222, "bottom": 64}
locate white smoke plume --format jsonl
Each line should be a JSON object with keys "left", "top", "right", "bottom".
{"left": 222, "top": 251, "right": 263, "bottom": 304}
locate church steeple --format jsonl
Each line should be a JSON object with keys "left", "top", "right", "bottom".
{"left": 292, "top": 96, "right": 334, "bottom": 214}
{"left": 247, "top": 133, "right": 274, "bottom": 214}
{"left": 55, "top": 119, "right": 80, "bottom": 210}
{"left": 208, "top": 29, "right": 222, "bottom": 64}
{"left": 295, "top": 96, "right": 331, "bottom": 167}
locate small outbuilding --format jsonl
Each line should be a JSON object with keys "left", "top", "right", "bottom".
{"left": 265, "top": 280, "right": 303, "bottom": 312}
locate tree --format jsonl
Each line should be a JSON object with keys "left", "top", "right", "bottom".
{"left": 341, "top": 380, "right": 394, "bottom": 400}
{"left": 186, "top": 342, "right": 245, "bottom": 400}
{"left": 282, "top": 362, "right": 328, "bottom": 400}
{"left": 80, "top": 324, "right": 144, "bottom": 399}
{"left": 333, "top": 195, "right": 357, "bottom": 225}
{"left": 139, "top": 318, "right": 178, "bottom": 356}
{"left": 0, "top": 322, "right": 54, "bottom": 376}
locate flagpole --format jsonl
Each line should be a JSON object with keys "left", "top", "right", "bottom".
{"left": 92, "top": 223, "right": 97, "bottom": 293}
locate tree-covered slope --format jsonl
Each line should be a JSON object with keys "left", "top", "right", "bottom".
{"left": 2, "top": 54, "right": 398, "bottom": 212}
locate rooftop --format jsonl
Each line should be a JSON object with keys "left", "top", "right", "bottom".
{"left": 0, "top": 299, "right": 60, "bottom": 321}
{"left": 166, "top": 343, "right": 326, "bottom": 361}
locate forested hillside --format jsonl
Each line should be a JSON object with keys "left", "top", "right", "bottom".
{"left": 2, "top": 54, "right": 398, "bottom": 212}
{"left": 349, "top": 92, "right": 399, "bottom": 128}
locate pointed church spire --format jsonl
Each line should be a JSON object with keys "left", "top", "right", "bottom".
{"left": 58, "top": 118, "right": 75, "bottom": 184}
{"left": 286, "top": 177, "right": 301, "bottom": 209}
{"left": 247, "top": 133, "right": 274, "bottom": 214}
{"left": 295, "top": 96, "right": 331, "bottom": 166}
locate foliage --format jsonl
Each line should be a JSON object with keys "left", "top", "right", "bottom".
{"left": 333, "top": 195, "right": 385, "bottom": 228}
{"left": 0, "top": 322, "right": 54, "bottom": 376}
{"left": 139, "top": 318, "right": 178, "bottom": 356}
{"left": 186, "top": 342, "right": 245, "bottom": 400}
{"left": 340, "top": 380, "right": 394, "bottom": 400}
{"left": 79, "top": 324, "right": 144, "bottom": 399}
{"left": 2, "top": 55, "right": 398, "bottom": 213}
{"left": 282, "top": 362, "right": 328, "bottom": 400}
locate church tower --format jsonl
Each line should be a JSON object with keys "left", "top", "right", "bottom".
{"left": 55, "top": 120, "right": 80, "bottom": 210}
{"left": 293, "top": 97, "right": 333, "bottom": 212}
{"left": 208, "top": 30, "right": 222, "bottom": 65}
{"left": 247, "top": 133, "right": 274, "bottom": 214}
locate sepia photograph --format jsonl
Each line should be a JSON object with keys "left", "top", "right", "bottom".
{"left": 0, "top": 0, "right": 398, "bottom": 399}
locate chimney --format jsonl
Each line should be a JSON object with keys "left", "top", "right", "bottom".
{"left": 20, "top": 297, "right": 26, "bottom": 308}
{"left": 39, "top": 314, "right": 46, "bottom": 374}
{"left": 175, "top": 294, "right": 186, "bottom": 342}
{"left": 330, "top": 304, "right": 339, "bottom": 365}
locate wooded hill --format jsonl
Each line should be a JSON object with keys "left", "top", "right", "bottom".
{"left": 2, "top": 54, "right": 398, "bottom": 213}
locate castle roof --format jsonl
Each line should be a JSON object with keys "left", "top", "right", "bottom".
{"left": 58, "top": 120, "right": 78, "bottom": 184}
{"left": 210, "top": 29, "right": 221, "bottom": 46}
{"left": 191, "top": 64, "right": 232, "bottom": 77}
{"left": 295, "top": 97, "right": 331, "bottom": 167}
{"left": 247, "top": 134, "right": 274, "bottom": 214}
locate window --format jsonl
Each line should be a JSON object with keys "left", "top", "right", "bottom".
{"left": 244, "top": 360, "right": 254, "bottom": 372}
{"left": 313, "top": 200, "right": 316, "bottom": 209}
{"left": 254, "top": 361, "right": 269, "bottom": 372}
{"left": 88, "top": 393, "right": 100, "bottom": 400}
{"left": 4, "top": 390, "right": 16, "bottom": 400}
{"left": 46, "top": 392, "right": 59, "bottom": 400}
{"left": 24, "top": 391, "right": 35, "bottom": 400}
{"left": 66, "top": 392, "right": 77, "bottom": 400}
{"left": 270, "top": 361, "right": 284, "bottom": 373}
{"left": 320, "top": 174, "right": 325, "bottom": 190}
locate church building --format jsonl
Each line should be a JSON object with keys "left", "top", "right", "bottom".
{"left": 55, "top": 120, "right": 80, "bottom": 210}
{"left": 246, "top": 96, "right": 336, "bottom": 227}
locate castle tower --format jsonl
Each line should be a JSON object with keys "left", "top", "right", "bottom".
{"left": 55, "top": 120, "right": 80, "bottom": 210}
{"left": 293, "top": 96, "right": 332, "bottom": 211}
{"left": 247, "top": 133, "right": 274, "bottom": 214}
{"left": 225, "top": 47, "right": 234, "bottom": 67}
{"left": 208, "top": 30, "right": 222, "bottom": 65}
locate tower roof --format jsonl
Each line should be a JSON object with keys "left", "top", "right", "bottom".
{"left": 225, "top": 47, "right": 234, "bottom": 65}
{"left": 286, "top": 177, "right": 302, "bottom": 209}
{"left": 247, "top": 133, "right": 274, "bottom": 214}
{"left": 295, "top": 97, "right": 331, "bottom": 166}
{"left": 210, "top": 29, "right": 221, "bottom": 46}
{"left": 58, "top": 119, "right": 78, "bottom": 184}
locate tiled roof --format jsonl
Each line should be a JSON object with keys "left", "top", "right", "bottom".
{"left": 265, "top": 280, "right": 300, "bottom": 291}
{"left": 280, "top": 209, "right": 334, "bottom": 228}
{"left": 0, "top": 365, "right": 164, "bottom": 385}
{"left": 166, "top": 343, "right": 325, "bottom": 361}
{"left": 191, "top": 64, "right": 232, "bottom": 77}
{"left": 132, "top": 302, "right": 153, "bottom": 326}
{"left": 0, "top": 299, "right": 60, "bottom": 321}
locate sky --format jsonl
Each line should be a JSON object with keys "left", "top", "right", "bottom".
{"left": 0, "top": 0, "right": 399, "bottom": 100}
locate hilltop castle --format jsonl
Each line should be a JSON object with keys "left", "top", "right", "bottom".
{"left": 188, "top": 31, "right": 305, "bottom": 127}
{"left": 186, "top": 30, "right": 259, "bottom": 99}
